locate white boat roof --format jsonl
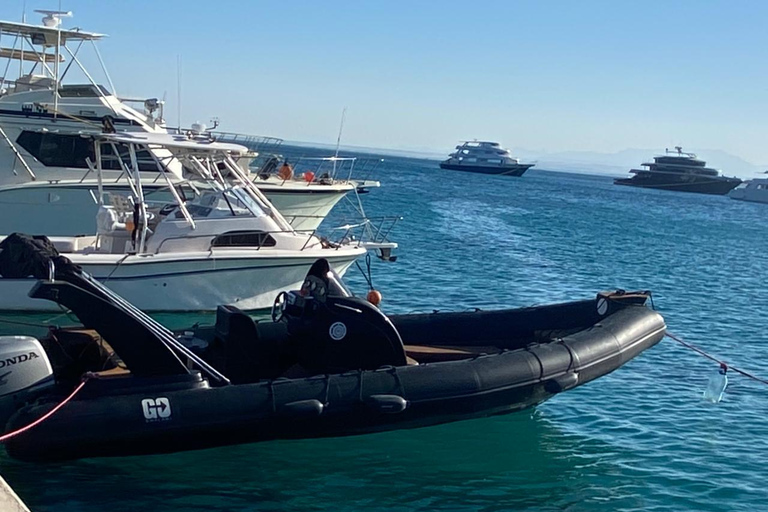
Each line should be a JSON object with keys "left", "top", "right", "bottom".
{"left": 93, "top": 132, "right": 249, "bottom": 154}
{"left": 0, "top": 20, "right": 105, "bottom": 42}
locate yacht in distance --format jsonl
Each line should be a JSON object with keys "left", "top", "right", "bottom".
{"left": 614, "top": 146, "right": 742, "bottom": 195}
{"left": 440, "top": 141, "right": 534, "bottom": 177}
{"left": 729, "top": 173, "right": 768, "bottom": 204}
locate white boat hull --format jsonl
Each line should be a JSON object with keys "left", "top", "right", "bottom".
{"left": 729, "top": 181, "right": 768, "bottom": 204}
{"left": 259, "top": 186, "right": 351, "bottom": 231}
{"left": 0, "top": 250, "right": 362, "bottom": 312}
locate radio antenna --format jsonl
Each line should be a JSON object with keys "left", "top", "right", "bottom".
{"left": 176, "top": 55, "right": 182, "bottom": 130}
{"left": 333, "top": 107, "right": 347, "bottom": 175}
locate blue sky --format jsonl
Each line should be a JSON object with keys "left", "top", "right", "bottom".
{"left": 5, "top": 1, "right": 768, "bottom": 163}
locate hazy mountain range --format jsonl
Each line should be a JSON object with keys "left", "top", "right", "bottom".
{"left": 288, "top": 141, "right": 766, "bottom": 179}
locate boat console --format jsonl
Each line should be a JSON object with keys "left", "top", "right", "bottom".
{"left": 276, "top": 259, "right": 407, "bottom": 375}
{"left": 211, "top": 258, "right": 407, "bottom": 382}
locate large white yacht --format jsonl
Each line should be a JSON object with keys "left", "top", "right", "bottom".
{"left": 440, "top": 141, "right": 534, "bottom": 177}
{"left": 0, "top": 132, "right": 371, "bottom": 312}
{"left": 0, "top": 12, "right": 366, "bottom": 234}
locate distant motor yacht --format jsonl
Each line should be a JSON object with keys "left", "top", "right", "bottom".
{"left": 729, "top": 174, "right": 768, "bottom": 204}
{"left": 614, "top": 146, "right": 742, "bottom": 195}
{"left": 440, "top": 141, "right": 534, "bottom": 177}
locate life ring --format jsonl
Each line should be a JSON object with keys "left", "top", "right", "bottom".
{"left": 303, "top": 171, "right": 315, "bottom": 183}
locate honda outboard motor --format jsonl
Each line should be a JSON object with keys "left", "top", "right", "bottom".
{"left": 277, "top": 259, "right": 407, "bottom": 374}
{"left": 0, "top": 336, "right": 54, "bottom": 428}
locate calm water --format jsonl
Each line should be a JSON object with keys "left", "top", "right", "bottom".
{"left": 2, "top": 154, "right": 768, "bottom": 511}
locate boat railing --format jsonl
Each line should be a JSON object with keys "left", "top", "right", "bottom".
{"left": 151, "top": 228, "right": 321, "bottom": 254}
{"left": 150, "top": 217, "right": 402, "bottom": 254}
{"left": 166, "top": 126, "right": 284, "bottom": 153}
{"left": 255, "top": 155, "right": 384, "bottom": 187}
{"left": 209, "top": 131, "right": 284, "bottom": 153}
{"left": 326, "top": 216, "right": 402, "bottom": 249}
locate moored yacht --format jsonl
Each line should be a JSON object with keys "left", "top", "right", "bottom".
{"left": 615, "top": 146, "right": 742, "bottom": 195}
{"left": 440, "top": 141, "right": 534, "bottom": 177}
{"left": 0, "top": 132, "right": 371, "bottom": 312}
{"left": 729, "top": 174, "right": 768, "bottom": 204}
{"left": 249, "top": 154, "right": 381, "bottom": 231}
{"left": 0, "top": 12, "right": 371, "bottom": 234}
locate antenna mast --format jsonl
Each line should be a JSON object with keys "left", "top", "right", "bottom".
{"left": 176, "top": 55, "right": 182, "bottom": 130}
{"left": 333, "top": 107, "right": 347, "bottom": 175}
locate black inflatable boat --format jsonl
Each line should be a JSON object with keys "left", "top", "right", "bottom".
{"left": 0, "top": 234, "right": 666, "bottom": 461}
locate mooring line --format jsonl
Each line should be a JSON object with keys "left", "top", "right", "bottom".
{"left": 0, "top": 377, "right": 90, "bottom": 443}
{"left": 666, "top": 332, "right": 768, "bottom": 386}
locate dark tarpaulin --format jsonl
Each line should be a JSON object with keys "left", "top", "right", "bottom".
{"left": 0, "top": 233, "right": 78, "bottom": 279}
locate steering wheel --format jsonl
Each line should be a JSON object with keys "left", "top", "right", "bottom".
{"left": 271, "top": 291, "right": 289, "bottom": 323}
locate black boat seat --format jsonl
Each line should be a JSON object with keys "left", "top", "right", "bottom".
{"left": 214, "top": 305, "right": 285, "bottom": 383}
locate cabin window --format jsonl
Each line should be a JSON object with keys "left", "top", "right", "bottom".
{"left": 99, "top": 144, "right": 160, "bottom": 172}
{"left": 16, "top": 131, "right": 93, "bottom": 168}
{"left": 16, "top": 131, "right": 160, "bottom": 172}
{"left": 58, "top": 86, "right": 99, "bottom": 98}
{"left": 211, "top": 231, "right": 276, "bottom": 248}
{"left": 57, "top": 85, "right": 112, "bottom": 97}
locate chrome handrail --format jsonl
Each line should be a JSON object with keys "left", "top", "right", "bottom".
{"left": 152, "top": 228, "right": 318, "bottom": 254}
{"left": 325, "top": 216, "right": 402, "bottom": 248}
{"left": 47, "top": 260, "right": 56, "bottom": 282}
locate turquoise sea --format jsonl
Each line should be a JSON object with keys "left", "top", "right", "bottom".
{"left": 2, "top": 151, "right": 768, "bottom": 511}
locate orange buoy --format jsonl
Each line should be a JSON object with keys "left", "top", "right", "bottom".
{"left": 303, "top": 171, "right": 315, "bottom": 183}
{"left": 277, "top": 163, "right": 293, "bottom": 181}
{"left": 366, "top": 289, "right": 382, "bottom": 306}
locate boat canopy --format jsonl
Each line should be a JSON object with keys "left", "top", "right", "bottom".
{"left": 92, "top": 132, "right": 250, "bottom": 157}
{"left": 86, "top": 131, "right": 295, "bottom": 252}
{"left": 0, "top": 20, "right": 104, "bottom": 45}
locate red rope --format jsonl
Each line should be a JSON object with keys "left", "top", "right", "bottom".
{"left": 0, "top": 378, "right": 89, "bottom": 443}
{"left": 666, "top": 332, "right": 768, "bottom": 386}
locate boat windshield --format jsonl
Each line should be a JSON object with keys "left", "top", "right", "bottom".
{"left": 229, "top": 186, "right": 265, "bottom": 217}
{"left": 169, "top": 186, "right": 266, "bottom": 219}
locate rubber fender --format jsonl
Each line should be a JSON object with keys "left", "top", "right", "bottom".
{"left": 544, "top": 372, "right": 579, "bottom": 394}
{"left": 366, "top": 394, "right": 409, "bottom": 414}
{"left": 279, "top": 399, "right": 325, "bottom": 418}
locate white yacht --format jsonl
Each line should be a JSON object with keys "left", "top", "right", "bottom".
{"left": 0, "top": 131, "right": 372, "bottom": 312}
{"left": 0, "top": 12, "right": 367, "bottom": 234}
{"left": 440, "top": 141, "right": 534, "bottom": 177}
{"left": 729, "top": 174, "right": 768, "bottom": 204}
{"left": 247, "top": 153, "right": 381, "bottom": 231}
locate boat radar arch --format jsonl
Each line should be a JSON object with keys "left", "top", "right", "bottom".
{"left": 667, "top": 146, "right": 697, "bottom": 158}
{"left": 35, "top": 10, "right": 73, "bottom": 28}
